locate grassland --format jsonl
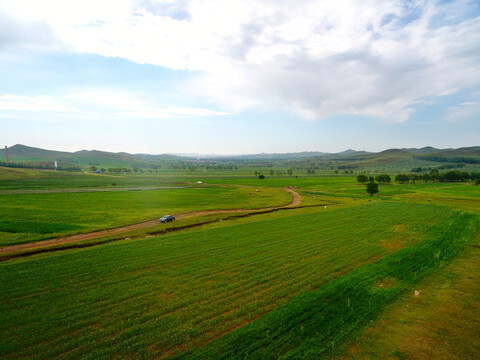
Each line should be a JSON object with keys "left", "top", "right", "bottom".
{"left": 0, "top": 164, "right": 479, "bottom": 359}
{"left": 1, "top": 202, "right": 465, "bottom": 359}
{"left": 0, "top": 185, "right": 291, "bottom": 246}
{"left": 333, "top": 231, "right": 480, "bottom": 360}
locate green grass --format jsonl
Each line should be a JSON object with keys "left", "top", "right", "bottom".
{"left": 0, "top": 202, "right": 461, "bottom": 359}
{"left": 332, "top": 228, "right": 480, "bottom": 360}
{"left": 1, "top": 166, "right": 479, "bottom": 358}
{"left": 0, "top": 185, "right": 291, "bottom": 246}
{"left": 174, "top": 211, "right": 478, "bottom": 359}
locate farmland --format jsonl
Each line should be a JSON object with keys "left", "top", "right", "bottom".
{"left": 0, "top": 160, "right": 479, "bottom": 359}
{"left": 0, "top": 185, "right": 291, "bottom": 246}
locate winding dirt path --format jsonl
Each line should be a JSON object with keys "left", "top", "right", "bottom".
{"left": 0, "top": 188, "right": 301, "bottom": 255}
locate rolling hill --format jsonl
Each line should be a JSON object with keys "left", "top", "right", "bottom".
{"left": 1, "top": 144, "right": 479, "bottom": 171}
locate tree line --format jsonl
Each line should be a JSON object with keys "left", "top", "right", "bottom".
{"left": 358, "top": 170, "right": 480, "bottom": 185}
{"left": 0, "top": 160, "right": 80, "bottom": 171}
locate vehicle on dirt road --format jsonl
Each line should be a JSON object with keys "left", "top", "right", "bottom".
{"left": 159, "top": 215, "right": 175, "bottom": 223}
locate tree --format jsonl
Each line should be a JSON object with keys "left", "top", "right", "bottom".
{"left": 375, "top": 174, "right": 391, "bottom": 184}
{"left": 357, "top": 174, "right": 368, "bottom": 184}
{"left": 287, "top": 168, "right": 293, "bottom": 176}
{"left": 258, "top": 174, "right": 265, "bottom": 179}
{"left": 395, "top": 174, "right": 410, "bottom": 184}
{"left": 269, "top": 169, "right": 274, "bottom": 176}
{"left": 444, "top": 170, "right": 463, "bottom": 182}
{"left": 366, "top": 182, "right": 379, "bottom": 196}
{"left": 89, "top": 165, "right": 97, "bottom": 172}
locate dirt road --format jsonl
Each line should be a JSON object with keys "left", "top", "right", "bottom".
{"left": 0, "top": 188, "right": 301, "bottom": 255}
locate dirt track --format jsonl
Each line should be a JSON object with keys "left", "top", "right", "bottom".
{"left": 0, "top": 188, "right": 301, "bottom": 255}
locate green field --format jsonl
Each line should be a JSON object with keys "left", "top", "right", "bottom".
{"left": 0, "top": 165, "right": 479, "bottom": 359}
{"left": 0, "top": 185, "right": 291, "bottom": 246}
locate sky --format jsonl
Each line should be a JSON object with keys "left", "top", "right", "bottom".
{"left": 0, "top": 0, "right": 479, "bottom": 155}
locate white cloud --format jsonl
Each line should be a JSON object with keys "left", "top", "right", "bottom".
{"left": 1, "top": 0, "right": 480, "bottom": 122}
{"left": 0, "top": 95, "right": 76, "bottom": 112}
{"left": 0, "top": 91, "right": 229, "bottom": 119}
{"left": 446, "top": 101, "right": 480, "bottom": 122}
{"left": 66, "top": 91, "right": 230, "bottom": 118}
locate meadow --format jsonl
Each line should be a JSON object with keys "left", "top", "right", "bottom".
{"left": 0, "top": 185, "right": 291, "bottom": 246}
{"left": 1, "top": 202, "right": 467, "bottom": 359}
{"left": 0, "top": 165, "right": 479, "bottom": 359}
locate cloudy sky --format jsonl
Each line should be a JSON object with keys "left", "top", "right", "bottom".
{"left": 1, "top": 0, "right": 479, "bottom": 155}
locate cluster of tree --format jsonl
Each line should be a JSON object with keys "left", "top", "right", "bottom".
{"left": 415, "top": 155, "right": 480, "bottom": 164}
{"left": 204, "top": 164, "right": 237, "bottom": 170}
{"left": 438, "top": 163, "right": 465, "bottom": 169}
{"left": 0, "top": 161, "right": 80, "bottom": 171}
{"left": 375, "top": 174, "right": 391, "bottom": 184}
{"left": 395, "top": 170, "right": 480, "bottom": 183}
{"left": 357, "top": 174, "right": 390, "bottom": 184}
{"left": 306, "top": 167, "right": 315, "bottom": 174}
{"left": 356, "top": 174, "right": 380, "bottom": 196}
{"left": 107, "top": 167, "right": 132, "bottom": 174}
{"left": 411, "top": 164, "right": 465, "bottom": 172}
{"left": 271, "top": 169, "right": 290, "bottom": 176}
{"left": 335, "top": 169, "right": 354, "bottom": 174}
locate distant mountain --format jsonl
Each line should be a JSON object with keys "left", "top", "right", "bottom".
{"left": 338, "top": 149, "right": 359, "bottom": 155}
{"left": 0, "top": 144, "right": 189, "bottom": 169}
{"left": 1, "top": 144, "right": 479, "bottom": 170}
{"left": 403, "top": 146, "right": 440, "bottom": 154}
{"left": 208, "top": 151, "right": 328, "bottom": 161}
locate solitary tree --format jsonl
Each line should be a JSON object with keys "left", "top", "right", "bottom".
{"left": 258, "top": 174, "right": 265, "bottom": 179}
{"left": 366, "top": 182, "right": 379, "bottom": 196}
{"left": 287, "top": 168, "right": 293, "bottom": 176}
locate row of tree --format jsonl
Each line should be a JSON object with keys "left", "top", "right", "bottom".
{"left": 358, "top": 170, "right": 480, "bottom": 185}
{"left": 0, "top": 160, "right": 80, "bottom": 171}
{"left": 396, "top": 170, "right": 480, "bottom": 183}
{"left": 255, "top": 169, "right": 295, "bottom": 176}
{"left": 356, "top": 174, "right": 391, "bottom": 184}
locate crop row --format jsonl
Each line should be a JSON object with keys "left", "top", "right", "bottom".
{"left": 0, "top": 202, "right": 453, "bottom": 359}
{"left": 175, "top": 211, "right": 479, "bottom": 359}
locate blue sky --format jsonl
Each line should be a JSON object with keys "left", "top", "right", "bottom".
{"left": 0, "top": 0, "right": 479, "bottom": 155}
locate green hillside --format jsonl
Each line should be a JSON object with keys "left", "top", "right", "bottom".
{"left": 0, "top": 144, "right": 187, "bottom": 170}
{"left": 1, "top": 144, "right": 479, "bottom": 173}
